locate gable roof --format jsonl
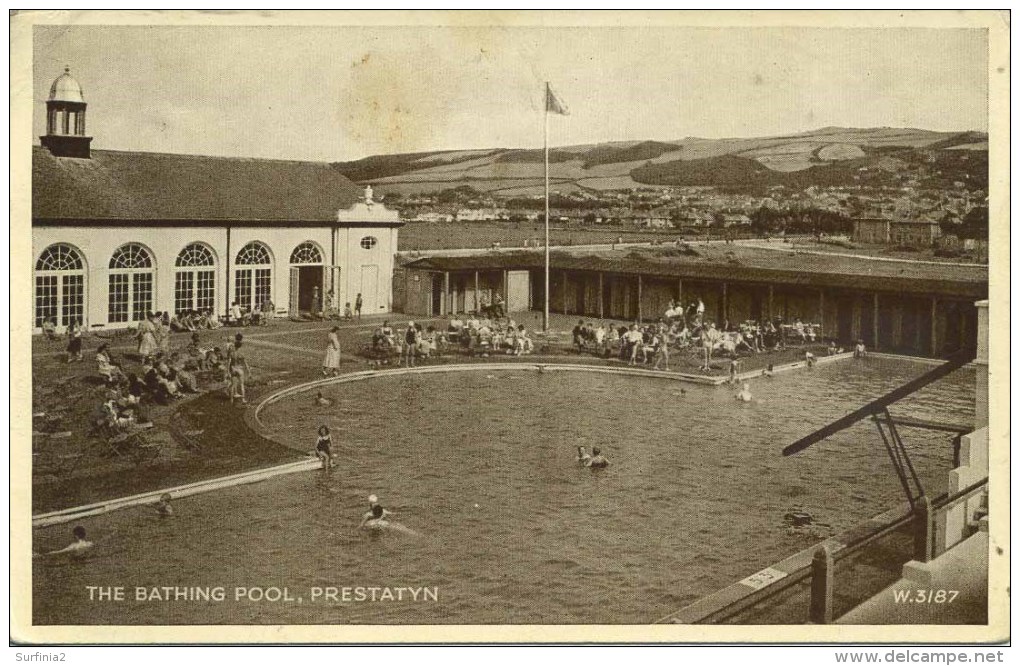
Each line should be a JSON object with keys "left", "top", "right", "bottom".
{"left": 33, "top": 146, "right": 364, "bottom": 222}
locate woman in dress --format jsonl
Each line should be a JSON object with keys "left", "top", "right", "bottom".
{"left": 136, "top": 312, "right": 158, "bottom": 358}
{"left": 322, "top": 326, "right": 341, "bottom": 377}
{"left": 155, "top": 312, "right": 171, "bottom": 355}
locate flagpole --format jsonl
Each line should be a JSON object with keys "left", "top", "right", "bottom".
{"left": 543, "top": 82, "right": 550, "bottom": 332}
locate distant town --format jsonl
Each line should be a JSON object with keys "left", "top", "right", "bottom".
{"left": 336, "top": 128, "right": 989, "bottom": 258}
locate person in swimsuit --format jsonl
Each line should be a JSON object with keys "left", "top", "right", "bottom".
{"left": 154, "top": 493, "right": 174, "bottom": 517}
{"left": 315, "top": 425, "right": 336, "bottom": 469}
{"left": 229, "top": 339, "right": 251, "bottom": 404}
{"left": 576, "top": 446, "right": 592, "bottom": 465}
{"left": 736, "top": 382, "right": 753, "bottom": 402}
{"left": 38, "top": 525, "right": 93, "bottom": 558}
{"left": 360, "top": 495, "right": 392, "bottom": 529}
{"left": 587, "top": 447, "right": 609, "bottom": 468}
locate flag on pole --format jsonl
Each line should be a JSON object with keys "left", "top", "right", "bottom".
{"left": 545, "top": 84, "right": 569, "bottom": 116}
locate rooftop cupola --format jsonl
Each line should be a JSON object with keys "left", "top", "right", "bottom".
{"left": 40, "top": 66, "right": 92, "bottom": 158}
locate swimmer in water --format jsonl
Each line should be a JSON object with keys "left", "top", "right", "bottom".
{"left": 360, "top": 494, "right": 392, "bottom": 527}
{"left": 586, "top": 447, "right": 609, "bottom": 468}
{"left": 576, "top": 445, "right": 592, "bottom": 465}
{"left": 38, "top": 525, "right": 94, "bottom": 557}
{"left": 805, "top": 351, "right": 816, "bottom": 368}
{"left": 315, "top": 391, "right": 333, "bottom": 407}
{"left": 762, "top": 363, "right": 774, "bottom": 378}
{"left": 359, "top": 496, "right": 419, "bottom": 536}
{"left": 360, "top": 504, "right": 389, "bottom": 530}
{"left": 154, "top": 493, "right": 174, "bottom": 517}
{"left": 736, "top": 382, "right": 753, "bottom": 402}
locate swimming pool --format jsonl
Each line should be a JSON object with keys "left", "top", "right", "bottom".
{"left": 33, "top": 357, "right": 975, "bottom": 624}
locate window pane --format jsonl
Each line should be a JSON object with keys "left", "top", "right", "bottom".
{"left": 132, "top": 273, "right": 153, "bottom": 322}
{"left": 35, "top": 275, "right": 57, "bottom": 328}
{"left": 235, "top": 269, "right": 252, "bottom": 310}
{"left": 255, "top": 268, "right": 272, "bottom": 309}
{"left": 108, "top": 274, "right": 129, "bottom": 323}
{"left": 175, "top": 272, "right": 194, "bottom": 314}
{"left": 63, "top": 274, "right": 84, "bottom": 327}
{"left": 196, "top": 270, "right": 215, "bottom": 312}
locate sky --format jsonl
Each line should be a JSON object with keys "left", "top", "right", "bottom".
{"left": 31, "top": 24, "right": 989, "bottom": 162}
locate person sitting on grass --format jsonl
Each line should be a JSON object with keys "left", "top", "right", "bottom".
{"left": 169, "top": 312, "right": 188, "bottom": 332}
{"left": 42, "top": 317, "right": 57, "bottom": 341}
{"left": 169, "top": 353, "right": 199, "bottom": 393}
{"left": 96, "top": 343, "right": 126, "bottom": 385}
{"left": 204, "top": 309, "right": 222, "bottom": 329}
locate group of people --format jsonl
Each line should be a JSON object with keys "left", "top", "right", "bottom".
{"left": 369, "top": 320, "right": 445, "bottom": 364}
{"left": 169, "top": 309, "right": 222, "bottom": 332}
{"left": 228, "top": 299, "right": 275, "bottom": 327}
{"left": 448, "top": 316, "right": 534, "bottom": 357}
{"left": 136, "top": 312, "right": 176, "bottom": 358}
{"left": 308, "top": 288, "right": 363, "bottom": 321}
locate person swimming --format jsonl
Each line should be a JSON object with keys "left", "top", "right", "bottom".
{"left": 586, "top": 447, "right": 609, "bottom": 469}
{"left": 360, "top": 494, "right": 392, "bottom": 528}
{"left": 359, "top": 495, "right": 419, "bottom": 536}
{"left": 154, "top": 493, "right": 173, "bottom": 517}
{"left": 37, "top": 525, "right": 94, "bottom": 558}
{"left": 315, "top": 391, "right": 333, "bottom": 407}
{"left": 736, "top": 382, "right": 753, "bottom": 402}
{"left": 576, "top": 445, "right": 592, "bottom": 465}
{"left": 360, "top": 504, "right": 389, "bottom": 530}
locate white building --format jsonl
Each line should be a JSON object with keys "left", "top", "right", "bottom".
{"left": 31, "top": 68, "right": 402, "bottom": 332}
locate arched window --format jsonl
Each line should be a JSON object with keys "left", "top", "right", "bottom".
{"left": 174, "top": 243, "right": 217, "bottom": 314}
{"left": 108, "top": 243, "right": 155, "bottom": 324}
{"left": 234, "top": 241, "right": 273, "bottom": 312}
{"left": 35, "top": 243, "right": 86, "bottom": 329}
{"left": 290, "top": 241, "right": 324, "bottom": 264}
{"left": 360, "top": 236, "right": 378, "bottom": 250}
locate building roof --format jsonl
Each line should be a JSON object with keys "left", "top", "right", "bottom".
{"left": 33, "top": 146, "right": 372, "bottom": 224}
{"left": 403, "top": 246, "right": 987, "bottom": 299}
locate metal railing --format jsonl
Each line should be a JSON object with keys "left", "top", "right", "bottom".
{"left": 670, "top": 476, "right": 988, "bottom": 625}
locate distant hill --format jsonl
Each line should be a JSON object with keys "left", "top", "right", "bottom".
{"left": 332, "top": 127, "right": 988, "bottom": 196}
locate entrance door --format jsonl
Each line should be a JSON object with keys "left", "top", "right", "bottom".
{"left": 432, "top": 275, "right": 443, "bottom": 316}
{"left": 360, "top": 265, "right": 379, "bottom": 313}
{"left": 298, "top": 266, "right": 323, "bottom": 312}
{"left": 507, "top": 270, "right": 531, "bottom": 312}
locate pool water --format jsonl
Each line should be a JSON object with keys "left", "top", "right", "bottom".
{"left": 33, "top": 357, "right": 975, "bottom": 625}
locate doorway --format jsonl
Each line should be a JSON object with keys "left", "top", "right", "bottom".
{"left": 360, "top": 264, "right": 379, "bottom": 313}
{"left": 290, "top": 265, "right": 324, "bottom": 313}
